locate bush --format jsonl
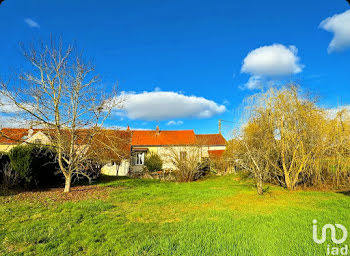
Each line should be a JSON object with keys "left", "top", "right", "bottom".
{"left": 144, "top": 153, "right": 163, "bottom": 172}
{"left": 8, "top": 145, "right": 61, "bottom": 188}
{"left": 1, "top": 164, "right": 19, "bottom": 189}
{"left": 0, "top": 152, "right": 8, "bottom": 180}
{"left": 167, "top": 147, "right": 207, "bottom": 182}
{"left": 0, "top": 152, "right": 11, "bottom": 186}
{"left": 9, "top": 146, "right": 31, "bottom": 184}
{"left": 173, "top": 161, "right": 205, "bottom": 182}
{"left": 0, "top": 152, "right": 9, "bottom": 166}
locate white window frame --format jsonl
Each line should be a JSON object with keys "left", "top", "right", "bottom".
{"left": 135, "top": 152, "right": 145, "bottom": 165}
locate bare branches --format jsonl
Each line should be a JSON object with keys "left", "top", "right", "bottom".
{"left": 0, "top": 38, "right": 123, "bottom": 192}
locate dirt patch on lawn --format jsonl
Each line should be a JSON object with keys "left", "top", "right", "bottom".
{"left": 0, "top": 185, "right": 116, "bottom": 204}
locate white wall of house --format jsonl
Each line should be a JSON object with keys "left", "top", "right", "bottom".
{"left": 101, "top": 159, "right": 130, "bottom": 176}
{"left": 119, "top": 159, "right": 130, "bottom": 176}
{"left": 25, "top": 131, "right": 51, "bottom": 145}
{"left": 0, "top": 144, "right": 14, "bottom": 152}
{"left": 130, "top": 145, "right": 226, "bottom": 172}
{"left": 0, "top": 131, "right": 52, "bottom": 152}
{"left": 101, "top": 163, "right": 117, "bottom": 175}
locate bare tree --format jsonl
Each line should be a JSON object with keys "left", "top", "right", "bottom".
{"left": 0, "top": 38, "right": 122, "bottom": 192}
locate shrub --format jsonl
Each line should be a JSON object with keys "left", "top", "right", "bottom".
{"left": 0, "top": 152, "right": 8, "bottom": 180}
{"left": 167, "top": 147, "right": 206, "bottom": 182}
{"left": 0, "top": 152, "right": 9, "bottom": 167}
{"left": 9, "top": 146, "right": 32, "bottom": 184}
{"left": 1, "top": 163, "right": 19, "bottom": 189}
{"left": 173, "top": 160, "right": 206, "bottom": 182}
{"left": 0, "top": 152, "right": 12, "bottom": 186}
{"left": 144, "top": 153, "right": 163, "bottom": 172}
{"left": 8, "top": 145, "right": 60, "bottom": 187}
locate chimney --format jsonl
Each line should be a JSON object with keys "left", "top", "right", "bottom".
{"left": 28, "top": 129, "right": 34, "bottom": 138}
{"left": 126, "top": 125, "right": 130, "bottom": 131}
{"left": 156, "top": 125, "right": 160, "bottom": 135}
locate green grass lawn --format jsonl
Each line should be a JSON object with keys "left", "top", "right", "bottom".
{"left": 1, "top": 175, "right": 350, "bottom": 256}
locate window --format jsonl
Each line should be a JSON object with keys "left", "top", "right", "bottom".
{"left": 34, "top": 139, "right": 41, "bottom": 144}
{"left": 135, "top": 152, "right": 145, "bottom": 165}
{"left": 180, "top": 151, "right": 187, "bottom": 161}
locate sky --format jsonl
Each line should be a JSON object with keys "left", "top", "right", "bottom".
{"left": 0, "top": 0, "right": 350, "bottom": 137}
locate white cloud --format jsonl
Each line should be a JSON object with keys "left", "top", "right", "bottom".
{"left": 0, "top": 93, "right": 41, "bottom": 127}
{"left": 320, "top": 10, "right": 350, "bottom": 53}
{"left": 166, "top": 120, "right": 183, "bottom": 126}
{"left": 116, "top": 91, "right": 226, "bottom": 121}
{"left": 0, "top": 115, "right": 27, "bottom": 128}
{"left": 240, "top": 44, "right": 303, "bottom": 90}
{"left": 241, "top": 44, "right": 303, "bottom": 76}
{"left": 223, "top": 99, "right": 230, "bottom": 106}
{"left": 326, "top": 106, "right": 350, "bottom": 119}
{"left": 0, "top": 94, "right": 22, "bottom": 113}
{"left": 24, "top": 18, "right": 40, "bottom": 28}
{"left": 240, "top": 75, "right": 263, "bottom": 90}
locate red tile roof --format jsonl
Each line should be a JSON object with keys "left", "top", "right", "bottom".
{"left": 196, "top": 134, "right": 226, "bottom": 146}
{"left": 131, "top": 130, "right": 196, "bottom": 146}
{"left": 0, "top": 128, "right": 41, "bottom": 144}
{"left": 0, "top": 127, "right": 132, "bottom": 162}
{"left": 208, "top": 149, "right": 225, "bottom": 158}
{"left": 88, "top": 130, "right": 132, "bottom": 161}
{"left": 1, "top": 128, "right": 226, "bottom": 149}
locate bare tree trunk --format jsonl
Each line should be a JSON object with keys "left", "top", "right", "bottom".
{"left": 284, "top": 172, "right": 293, "bottom": 190}
{"left": 64, "top": 174, "right": 72, "bottom": 193}
{"left": 256, "top": 177, "right": 264, "bottom": 195}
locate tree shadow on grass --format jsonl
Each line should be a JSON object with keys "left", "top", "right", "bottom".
{"left": 0, "top": 188, "right": 20, "bottom": 197}
{"left": 0, "top": 175, "right": 154, "bottom": 197}
{"left": 95, "top": 174, "right": 162, "bottom": 188}
{"left": 0, "top": 181, "right": 67, "bottom": 197}
{"left": 337, "top": 190, "right": 350, "bottom": 196}
{"left": 97, "top": 175, "right": 130, "bottom": 184}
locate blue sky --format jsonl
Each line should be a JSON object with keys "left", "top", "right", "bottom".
{"left": 1, "top": 0, "right": 350, "bottom": 137}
